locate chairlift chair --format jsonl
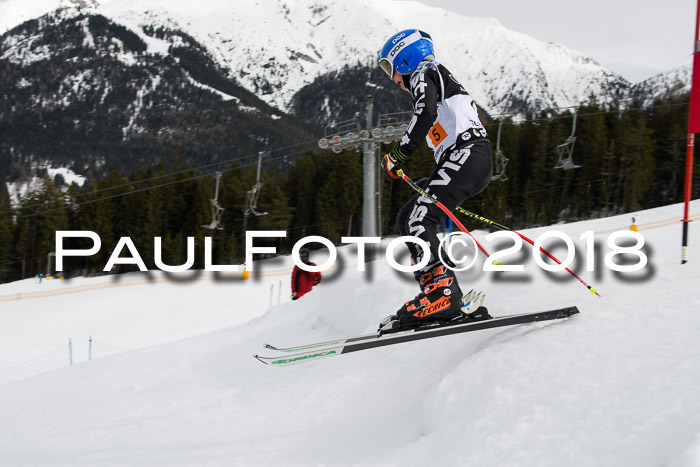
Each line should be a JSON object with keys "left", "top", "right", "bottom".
{"left": 491, "top": 121, "right": 510, "bottom": 181}
{"left": 245, "top": 183, "right": 268, "bottom": 217}
{"left": 554, "top": 108, "right": 581, "bottom": 170}
{"left": 245, "top": 152, "right": 268, "bottom": 217}
{"left": 202, "top": 172, "right": 224, "bottom": 230}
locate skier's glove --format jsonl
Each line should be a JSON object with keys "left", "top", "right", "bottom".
{"left": 381, "top": 146, "right": 408, "bottom": 179}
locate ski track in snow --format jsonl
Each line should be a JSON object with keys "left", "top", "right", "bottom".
{"left": 0, "top": 201, "right": 699, "bottom": 466}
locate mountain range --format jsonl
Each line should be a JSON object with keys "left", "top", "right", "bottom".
{"left": 0, "top": 0, "right": 692, "bottom": 192}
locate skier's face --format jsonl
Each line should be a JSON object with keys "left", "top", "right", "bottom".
{"left": 391, "top": 70, "right": 407, "bottom": 91}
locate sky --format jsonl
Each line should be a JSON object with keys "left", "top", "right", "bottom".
{"left": 422, "top": 0, "right": 696, "bottom": 83}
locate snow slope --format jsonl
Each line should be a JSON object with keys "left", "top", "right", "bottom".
{"left": 0, "top": 201, "right": 699, "bottom": 466}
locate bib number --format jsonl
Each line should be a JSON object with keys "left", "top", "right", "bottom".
{"left": 429, "top": 122, "right": 448, "bottom": 146}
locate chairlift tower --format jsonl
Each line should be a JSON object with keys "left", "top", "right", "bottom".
{"left": 363, "top": 98, "right": 377, "bottom": 238}
{"left": 318, "top": 96, "right": 411, "bottom": 239}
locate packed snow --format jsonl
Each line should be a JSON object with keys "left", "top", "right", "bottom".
{"left": 0, "top": 200, "right": 699, "bottom": 466}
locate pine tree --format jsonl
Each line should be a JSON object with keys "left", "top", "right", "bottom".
{"left": 615, "top": 108, "right": 656, "bottom": 212}
{"left": 285, "top": 152, "right": 321, "bottom": 241}
{"left": 316, "top": 150, "right": 362, "bottom": 243}
{"left": 0, "top": 185, "right": 15, "bottom": 283}
{"left": 14, "top": 178, "right": 69, "bottom": 278}
{"left": 72, "top": 170, "right": 128, "bottom": 273}
{"left": 648, "top": 95, "right": 689, "bottom": 206}
{"left": 217, "top": 164, "right": 247, "bottom": 262}
{"left": 254, "top": 171, "right": 294, "bottom": 237}
{"left": 569, "top": 101, "right": 607, "bottom": 220}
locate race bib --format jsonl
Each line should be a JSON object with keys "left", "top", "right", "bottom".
{"left": 429, "top": 122, "right": 448, "bottom": 146}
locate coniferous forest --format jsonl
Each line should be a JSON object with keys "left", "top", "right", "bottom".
{"left": 0, "top": 93, "right": 695, "bottom": 283}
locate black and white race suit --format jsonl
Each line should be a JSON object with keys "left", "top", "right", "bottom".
{"left": 395, "top": 61, "right": 493, "bottom": 271}
{"left": 398, "top": 61, "right": 489, "bottom": 162}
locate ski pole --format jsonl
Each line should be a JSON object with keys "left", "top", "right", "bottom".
{"left": 454, "top": 207, "right": 511, "bottom": 231}
{"left": 396, "top": 169, "right": 600, "bottom": 297}
{"left": 454, "top": 206, "right": 600, "bottom": 296}
{"left": 395, "top": 169, "right": 491, "bottom": 258}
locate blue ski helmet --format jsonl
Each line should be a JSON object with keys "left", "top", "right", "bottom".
{"left": 379, "top": 29, "right": 434, "bottom": 77}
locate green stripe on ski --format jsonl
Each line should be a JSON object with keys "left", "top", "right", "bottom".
{"left": 255, "top": 348, "right": 341, "bottom": 366}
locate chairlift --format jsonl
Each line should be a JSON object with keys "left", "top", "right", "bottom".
{"left": 202, "top": 171, "right": 224, "bottom": 230}
{"left": 554, "top": 108, "right": 581, "bottom": 170}
{"left": 491, "top": 121, "right": 509, "bottom": 181}
{"left": 245, "top": 151, "right": 268, "bottom": 217}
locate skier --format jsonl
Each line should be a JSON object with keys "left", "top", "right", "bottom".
{"left": 291, "top": 248, "right": 322, "bottom": 300}
{"left": 377, "top": 29, "right": 493, "bottom": 331}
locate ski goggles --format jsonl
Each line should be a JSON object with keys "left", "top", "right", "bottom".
{"left": 379, "top": 57, "right": 394, "bottom": 77}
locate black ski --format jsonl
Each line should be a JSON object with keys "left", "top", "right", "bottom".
{"left": 254, "top": 306, "right": 579, "bottom": 366}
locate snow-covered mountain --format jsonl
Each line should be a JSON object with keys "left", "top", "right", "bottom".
{"left": 630, "top": 62, "right": 692, "bottom": 106}
{"left": 0, "top": 0, "right": 692, "bottom": 194}
{"left": 0, "top": 6, "right": 319, "bottom": 185}
{"left": 0, "top": 0, "right": 633, "bottom": 117}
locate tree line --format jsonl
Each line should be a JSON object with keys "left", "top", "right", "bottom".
{"left": 0, "top": 95, "right": 694, "bottom": 284}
